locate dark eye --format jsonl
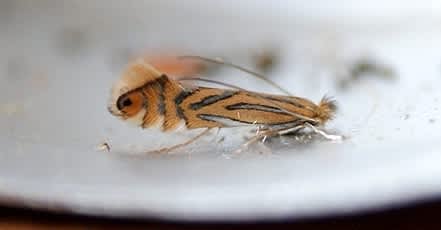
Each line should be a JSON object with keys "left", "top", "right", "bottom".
{"left": 122, "top": 98, "right": 132, "bottom": 107}
{"left": 115, "top": 91, "right": 145, "bottom": 117}
{"left": 117, "top": 96, "right": 132, "bottom": 110}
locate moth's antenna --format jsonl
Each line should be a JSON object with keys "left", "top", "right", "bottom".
{"left": 179, "top": 77, "right": 246, "bottom": 91}
{"left": 178, "top": 55, "right": 292, "bottom": 96}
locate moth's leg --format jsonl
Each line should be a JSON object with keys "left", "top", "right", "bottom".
{"left": 234, "top": 127, "right": 281, "bottom": 154}
{"left": 275, "top": 125, "right": 305, "bottom": 136}
{"left": 148, "top": 128, "right": 212, "bottom": 154}
{"left": 234, "top": 123, "right": 344, "bottom": 154}
{"left": 235, "top": 124, "right": 306, "bottom": 154}
{"left": 214, "top": 127, "right": 226, "bottom": 143}
{"left": 303, "top": 123, "right": 344, "bottom": 141}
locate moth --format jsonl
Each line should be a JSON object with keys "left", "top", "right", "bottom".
{"left": 108, "top": 57, "right": 341, "bottom": 153}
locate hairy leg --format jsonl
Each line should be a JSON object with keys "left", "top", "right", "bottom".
{"left": 148, "top": 128, "right": 212, "bottom": 154}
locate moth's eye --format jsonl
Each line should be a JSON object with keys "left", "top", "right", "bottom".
{"left": 116, "top": 91, "right": 144, "bottom": 117}
{"left": 121, "top": 98, "right": 133, "bottom": 107}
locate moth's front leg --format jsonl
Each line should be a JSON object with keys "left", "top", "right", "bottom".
{"left": 303, "top": 123, "right": 344, "bottom": 142}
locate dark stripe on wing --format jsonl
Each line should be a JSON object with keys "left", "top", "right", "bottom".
{"left": 175, "top": 89, "right": 195, "bottom": 119}
{"left": 225, "top": 102, "right": 289, "bottom": 115}
{"left": 258, "top": 95, "right": 306, "bottom": 109}
{"left": 190, "top": 90, "right": 237, "bottom": 110}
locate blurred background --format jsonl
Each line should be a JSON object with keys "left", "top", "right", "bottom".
{"left": 1, "top": 0, "right": 441, "bottom": 227}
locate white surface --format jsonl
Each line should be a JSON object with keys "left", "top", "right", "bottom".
{"left": 0, "top": 0, "right": 441, "bottom": 221}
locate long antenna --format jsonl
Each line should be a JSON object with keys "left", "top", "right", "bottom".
{"left": 178, "top": 55, "right": 292, "bottom": 96}
{"left": 178, "top": 77, "right": 246, "bottom": 91}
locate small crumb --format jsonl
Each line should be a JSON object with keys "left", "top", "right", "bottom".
{"left": 96, "top": 142, "right": 111, "bottom": 152}
{"left": 429, "top": 118, "right": 436, "bottom": 124}
{"left": 217, "top": 136, "right": 225, "bottom": 143}
{"left": 402, "top": 114, "right": 410, "bottom": 120}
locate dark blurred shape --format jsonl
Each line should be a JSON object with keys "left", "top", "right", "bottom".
{"left": 253, "top": 48, "right": 280, "bottom": 74}
{"left": 56, "top": 26, "right": 90, "bottom": 57}
{"left": 339, "top": 56, "right": 396, "bottom": 90}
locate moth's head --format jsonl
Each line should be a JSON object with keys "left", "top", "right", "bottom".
{"left": 108, "top": 59, "right": 162, "bottom": 126}
{"left": 112, "top": 90, "right": 146, "bottom": 121}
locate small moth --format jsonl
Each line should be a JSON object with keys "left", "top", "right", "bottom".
{"left": 108, "top": 58, "right": 340, "bottom": 153}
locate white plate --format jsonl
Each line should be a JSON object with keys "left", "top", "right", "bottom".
{"left": 1, "top": 0, "right": 441, "bottom": 221}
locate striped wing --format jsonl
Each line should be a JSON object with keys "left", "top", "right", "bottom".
{"left": 177, "top": 87, "right": 321, "bottom": 129}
